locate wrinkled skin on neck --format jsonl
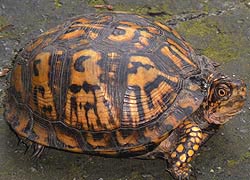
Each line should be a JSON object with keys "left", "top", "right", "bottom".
{"left": 203, "top": 75, "right": 247, "bottom": 124}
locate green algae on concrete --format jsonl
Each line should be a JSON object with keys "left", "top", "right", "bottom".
{"left": 227, "top": 151, "right": 250, "bottom": 168}
{"left": 87, "top": 0, "right": 106, "bottom": 6}
{"left": 54, "top": 0, "right": 62, "bottom": 8}
{"left": 176, "top": 18, "right": 247, "bottom": 62}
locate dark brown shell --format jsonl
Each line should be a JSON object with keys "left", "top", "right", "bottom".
{"left": 4, "top": 13, "right": 204, "bottom": 156}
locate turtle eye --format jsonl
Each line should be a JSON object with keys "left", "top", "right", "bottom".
{"left": 215, "top": 83, "right": 231, "bottom": 98}
{"left": 217, "top": 88, "right": 227, "bottom": 97}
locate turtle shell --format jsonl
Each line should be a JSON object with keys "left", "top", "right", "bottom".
{"left": 4, "top": 13, "right": 204, "bottom": 156}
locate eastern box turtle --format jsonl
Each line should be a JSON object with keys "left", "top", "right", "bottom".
{"left": 4, "top": 13, "right": 247, "bottom": 179}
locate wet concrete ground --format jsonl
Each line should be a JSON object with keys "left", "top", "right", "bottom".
{"left": 0, "top": 0, "right": 250, "bottom": 179}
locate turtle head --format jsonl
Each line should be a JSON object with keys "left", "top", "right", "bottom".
{"left": 204, "top": 74, "right": 247, "bottom": 124}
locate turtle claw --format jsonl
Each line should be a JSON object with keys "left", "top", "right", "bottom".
{"left": 12, "top": 131, "right": 45, "bottom": 158}
{"left": 166, "top": 167, "right": 191, "bottom": 180}
{"left": 31, "top": 144, "right": 45, "bottom": 159}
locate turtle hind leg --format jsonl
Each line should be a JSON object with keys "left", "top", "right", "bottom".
{"left": 167, "top": 120, "right": 202, "bottom": 179}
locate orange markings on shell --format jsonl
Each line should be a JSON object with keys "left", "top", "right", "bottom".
{"left": 54, "top": 127, "right": 81, "bottom": 152}
{"left": 116, "top": 131, "right": 138, "bottom": 146}
{"left": 99, "top": 150, "right": 118, "bottom": 156}
{"left": 41, "top": 26, "right": 60, "bottom": 36}
{"left": 139, "top": 36, "right": 149, "bottom": 46}
{"left": 119, "top": 21, "right": 141, "bottom": 29}
{"left": 155, "top": 21, "right": 183, "bottom": 40}
{"left": 140, "top": 30, "right": 153, "bottom": 38}
{"left": 65, "top": 49, "right": 119, "bottom": 131}
{"left": 107, "top": 52, "right": 120, "bottom": 59}
{"left": 134, "top": 42, "right": 144, "bottom": 49}
{"left": 32, "top": 123, "right": 49, "bottom": 146}
{"left": 26, "top": 38, "right": 43, "bottom": 52}
{"left": 14, "top": 111, "right": 30, "bottom": 138}
{"left": 167, "top": 38, "right": 188, "bottom": 56}
{"left": 161, "top": 46, "right": 184, "bottom": 69}
{"left": 11, "top": 65, "right": 25, "bottom": 99}
{"left": 59, "top": 29, "right": 85, "bottom": 40}
{"left": 108, "top": 26, "right": 136, "bottom": 42}
{"left": 124, "top": 56, "right": 178, "bottom": 126}
{"left": 86, "top": 133, "right": 111, "bottom": 148}
{"left": 154, "top": 21, "right": 171, "bottom": 32}
{"left": 146, "top": 27, "right": 160, "bottom": 34}
{"left": 129, "top": 145, "right": 146, "bottom": 152}
{"left": 89, "top": 31, "right": 98, "bottom": 40}
{"left": 144, "top": 126, "right": 168, "bottom": 144}
{"left": 74, "top": 18, "right": 91, "bottom": 24}
{"left": 31, "top": 52, "right": 57, "bottom": 120}
{"left": 170, "top": 45, "right": 196, "bottom": 67}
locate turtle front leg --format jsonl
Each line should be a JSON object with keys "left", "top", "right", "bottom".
{"left": 167, "top": 120, "right": 202, "bottom": 179}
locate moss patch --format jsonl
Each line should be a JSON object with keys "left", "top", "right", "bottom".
{"left": 227, "top": 151, "right": 250, "bottom": 168}
{"left": 54, "top": 0, "right": 62, "bottom": 8}
{"left": 87, "top": 0, "right": 105, "bottom": 6}
{"left": 177, "top": 18, "right": 247, "bottom": 62}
